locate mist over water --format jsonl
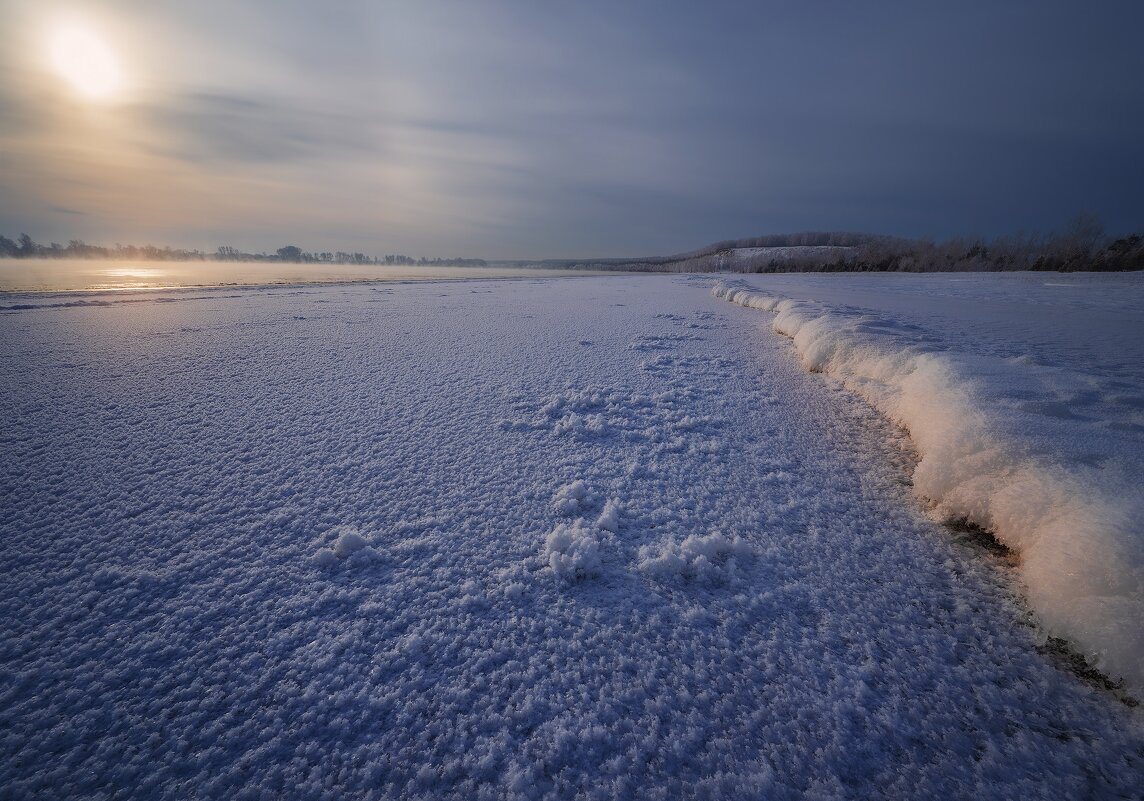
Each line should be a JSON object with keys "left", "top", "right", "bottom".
{"left": 0, "top": 259, "right": 609, "bottom": 292}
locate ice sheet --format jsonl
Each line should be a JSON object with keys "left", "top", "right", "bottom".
{"left": 2, "top": 276, "right": 1141, "bottom": 798}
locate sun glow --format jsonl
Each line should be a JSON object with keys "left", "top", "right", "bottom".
{"left": 50, "top": 26, "right": 123, "bottom": 101}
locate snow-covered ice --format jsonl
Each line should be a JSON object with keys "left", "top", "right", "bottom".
{"left": 2, "top": 275, "right": 1142, "bottom": 799}
{"left": 715, "top": 272, "right": 1144, "bottom": 694}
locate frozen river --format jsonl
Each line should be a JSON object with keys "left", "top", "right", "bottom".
{"left": 2, "top": 274, "right": 1141, "bottom": 799}
{"left": 0, "top": 258, "right": 617, "bottom": 292}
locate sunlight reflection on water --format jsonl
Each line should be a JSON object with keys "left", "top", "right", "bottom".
{"left": 0, "top": 259, "right": 613, "bottom": 292}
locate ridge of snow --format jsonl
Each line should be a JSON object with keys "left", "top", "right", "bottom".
{"left": 714, "top": 282, "right": 1144, "bottom": 692}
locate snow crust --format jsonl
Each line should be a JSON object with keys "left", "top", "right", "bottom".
{"left": 715, "top": 277, "right": 1144, "bottom": 691}
{"left": 2, "top": 276, "right": 1142, "bottom": 799}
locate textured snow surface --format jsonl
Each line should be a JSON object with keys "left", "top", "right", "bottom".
{"left": 2, "top": 276, "right": 1142, "bottom": 800}
{"left": 715, "top": 273, "right": 1144, "bottom": 694}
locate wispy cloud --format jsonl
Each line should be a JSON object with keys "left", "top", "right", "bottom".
{"left": 129, "top": 92, "right": 385, "bottom": 165}
{"left": 2, "top": 0, "right": 1142, "bottom": 256}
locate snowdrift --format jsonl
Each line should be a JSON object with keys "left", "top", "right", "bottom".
{"left": 714, "top": 283, "right": 1144, "bottom": 693}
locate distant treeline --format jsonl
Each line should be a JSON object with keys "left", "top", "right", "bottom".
{"left": 513, "top": 232, "right": 879, "bottom": 272}
{"left": 0, "top": 234, "right": 487, "bottom": 267}
{"left": 4, "top": 217, "right": 1141, "bottom": 273}
{"left": 817, "top": 232, "right": 1143, "bottom": 274}
{"left": 512, "top": 222, "right": 1143, "bottom": 273}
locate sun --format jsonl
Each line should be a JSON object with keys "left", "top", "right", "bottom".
{"left": 49, "top": 26, "right": 123, "bottom": 101}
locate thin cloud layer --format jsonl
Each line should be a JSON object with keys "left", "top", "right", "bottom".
{"left": 2, "top": 0, "right": 1142, "bottom": 257}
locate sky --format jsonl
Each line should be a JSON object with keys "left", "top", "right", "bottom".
{"left": 1, "top": 0, "right": 1143, "bottom": 259}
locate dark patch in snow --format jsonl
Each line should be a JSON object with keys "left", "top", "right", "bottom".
{"left": 945, "top": 519, "right": 1014, "bottom": 562}
{"left": 1037, "top": 638, "right": 1139, "bottom": 708}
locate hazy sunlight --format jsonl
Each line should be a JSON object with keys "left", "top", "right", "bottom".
{"left": 49, "top": 26, "right": 122, "bottom": 101}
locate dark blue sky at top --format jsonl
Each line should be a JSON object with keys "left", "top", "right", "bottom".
{"left": 2, "top": 0, "right": 1142, "bottom": 257}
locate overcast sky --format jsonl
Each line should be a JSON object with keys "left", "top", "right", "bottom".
{"left": 2, "top": 0, "right": 1142, "bottom": 258}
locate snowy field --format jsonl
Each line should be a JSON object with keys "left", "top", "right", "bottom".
{"left": 2, "top": 275, "right": 1142, "bottom": 799}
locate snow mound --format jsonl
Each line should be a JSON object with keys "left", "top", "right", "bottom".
{"left": 544, "top": 520, "right": 604, "bottom": 584}
{"left": 552, "top": 480, "right": 593, "bottom": 515}
{"left": 553, "top": 411, "right": 607, "bottom": 437}
{"left": 713, "top": 286, "right": 783, "bottom": 312}
{"left": 596, "top": 499, "right": 623, "bottom": 533}
{"left": 639, "top": 532, "right": 752, "bottom": 584}
{"left": 332, "top": 527, "right": 368, "bottom": 558}
{"left": 311, "top": 526, "right": 376, "bottom": 566}
{"left": 714, "top": 282, "right": 1144, "bottom": 691}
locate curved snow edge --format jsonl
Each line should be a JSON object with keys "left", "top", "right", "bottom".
{"left": 714, "top": 283, "right": 1144, "bottom": 695}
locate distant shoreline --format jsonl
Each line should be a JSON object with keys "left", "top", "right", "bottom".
{"left": 0, "top": 259, "right": 637, "bottom": 294}
{"left": 4, "top": 225, "right": 1141, "bottom": 275}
